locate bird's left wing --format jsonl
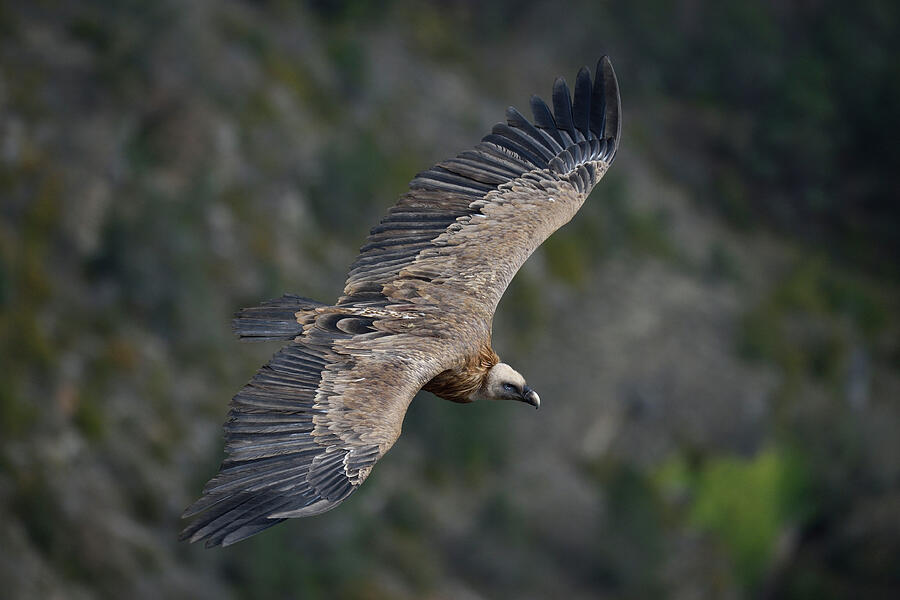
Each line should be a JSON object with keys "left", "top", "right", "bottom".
{"left": 180, "top": 311, "right": 445, "bottom": 547}
{"left": 341, "top": 57, "right": 621, "bottom": 326}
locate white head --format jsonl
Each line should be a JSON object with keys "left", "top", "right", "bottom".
{"left": 477, "top": 362, "right": 540, "bottom": 408}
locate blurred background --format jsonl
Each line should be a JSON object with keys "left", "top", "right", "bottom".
{"left": 1, "top": 1, "right": 898, "bottom": 598}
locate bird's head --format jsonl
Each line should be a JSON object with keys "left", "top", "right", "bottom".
{"left": 479, "top": 362, "right": 540, "bottom": 409}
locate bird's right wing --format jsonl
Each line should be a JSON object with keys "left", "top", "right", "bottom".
{"left": 180, "top": 308, "right": 445, "bottom": 547}
{"left": 340, "top": 57, "right": 621, "bottom": 326}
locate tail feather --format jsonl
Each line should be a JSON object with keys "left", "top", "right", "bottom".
{"left": 232, "top": 294, "right": 326, "bottom": 341}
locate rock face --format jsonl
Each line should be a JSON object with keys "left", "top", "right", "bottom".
{"left": 1, "top": 2, "right": 898, "bottom": 599}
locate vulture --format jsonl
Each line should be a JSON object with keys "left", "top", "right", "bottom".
{"left": 181, "top": 57, "right": 622, "bottom": 547}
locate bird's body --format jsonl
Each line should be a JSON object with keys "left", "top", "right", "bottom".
{"left": 182, "top": 57, "right": 621, "bottom": 546}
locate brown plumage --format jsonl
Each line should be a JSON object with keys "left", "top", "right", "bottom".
{"left": 181, "top": 57, "right": 622, "bottom": 547}
{"left": 423, "top": 344, "right": 500, "bottom": 403}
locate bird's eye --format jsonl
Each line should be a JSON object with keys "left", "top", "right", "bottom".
{"left": 503, "top": 383, "right": 516, "bottom": 393}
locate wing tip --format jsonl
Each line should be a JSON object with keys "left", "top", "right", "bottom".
{"left": 548, "top": 57, "right": 621, "bottom": 160}
{"left": 595, "top": 55, "right": 622, "bottom": 153}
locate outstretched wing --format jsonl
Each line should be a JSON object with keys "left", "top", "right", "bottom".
{"left": 341, "top": 57, "right": 621, "bottom": 325}
{"left": 181, "top": 311, "right": 444, "bottom": 547}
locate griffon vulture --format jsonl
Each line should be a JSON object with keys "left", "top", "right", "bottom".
{"left": 181, "top": 57, "right": 622, "bottom": 546}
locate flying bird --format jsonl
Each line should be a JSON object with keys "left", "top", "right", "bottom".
{"left": 181, "top": 57, "right": 622, "bottom": 547}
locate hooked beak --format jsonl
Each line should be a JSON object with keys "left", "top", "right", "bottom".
{"left": 522, "top": 386, "right": 540, "bottom": 409}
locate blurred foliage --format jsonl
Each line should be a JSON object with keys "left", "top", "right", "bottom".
{"left": 405, "top": 396, "right": 510, "bottom": 484}
{"left": 0, "top": 1, "right": 898, "bottom": 599}
{"left": 609, "top": 0, "right": 900, "bottom": 277}
{"left": 658, "top": 447, "right": 810, "bottom": 588}
{"left": 739, "top": 257, "right": 891, "bottom": 396}
{"left": 585, "top": 458, "right": 665, "bottom": 595}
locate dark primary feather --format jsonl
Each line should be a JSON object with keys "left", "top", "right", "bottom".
{"left": 530, "top": 94, "right": 557, "bottom": 130}
{"left": 591, "top": 57, "right": 621, "bottom": 147}
{"left": 572, "top": 66, "right": 592, "bottom": 137}
{"left": 506, "top": 106, "right": 565, "bottom": 155}
{"left": 552, "top": 77, "right": 576, "bottom": 138}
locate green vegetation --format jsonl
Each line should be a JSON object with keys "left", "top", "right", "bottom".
{"left": 656, "top": 447, "right": 810, "bottom": 587}
{"left": 587, "top": 458, "right": 665, "bottom": 594}
{"left": 73, "top": 394, "right": 106, "bottom": 442}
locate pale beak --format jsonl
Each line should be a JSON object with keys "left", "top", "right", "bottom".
{"left": 522, "top": 386, "right": 540, "bottom": 409}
